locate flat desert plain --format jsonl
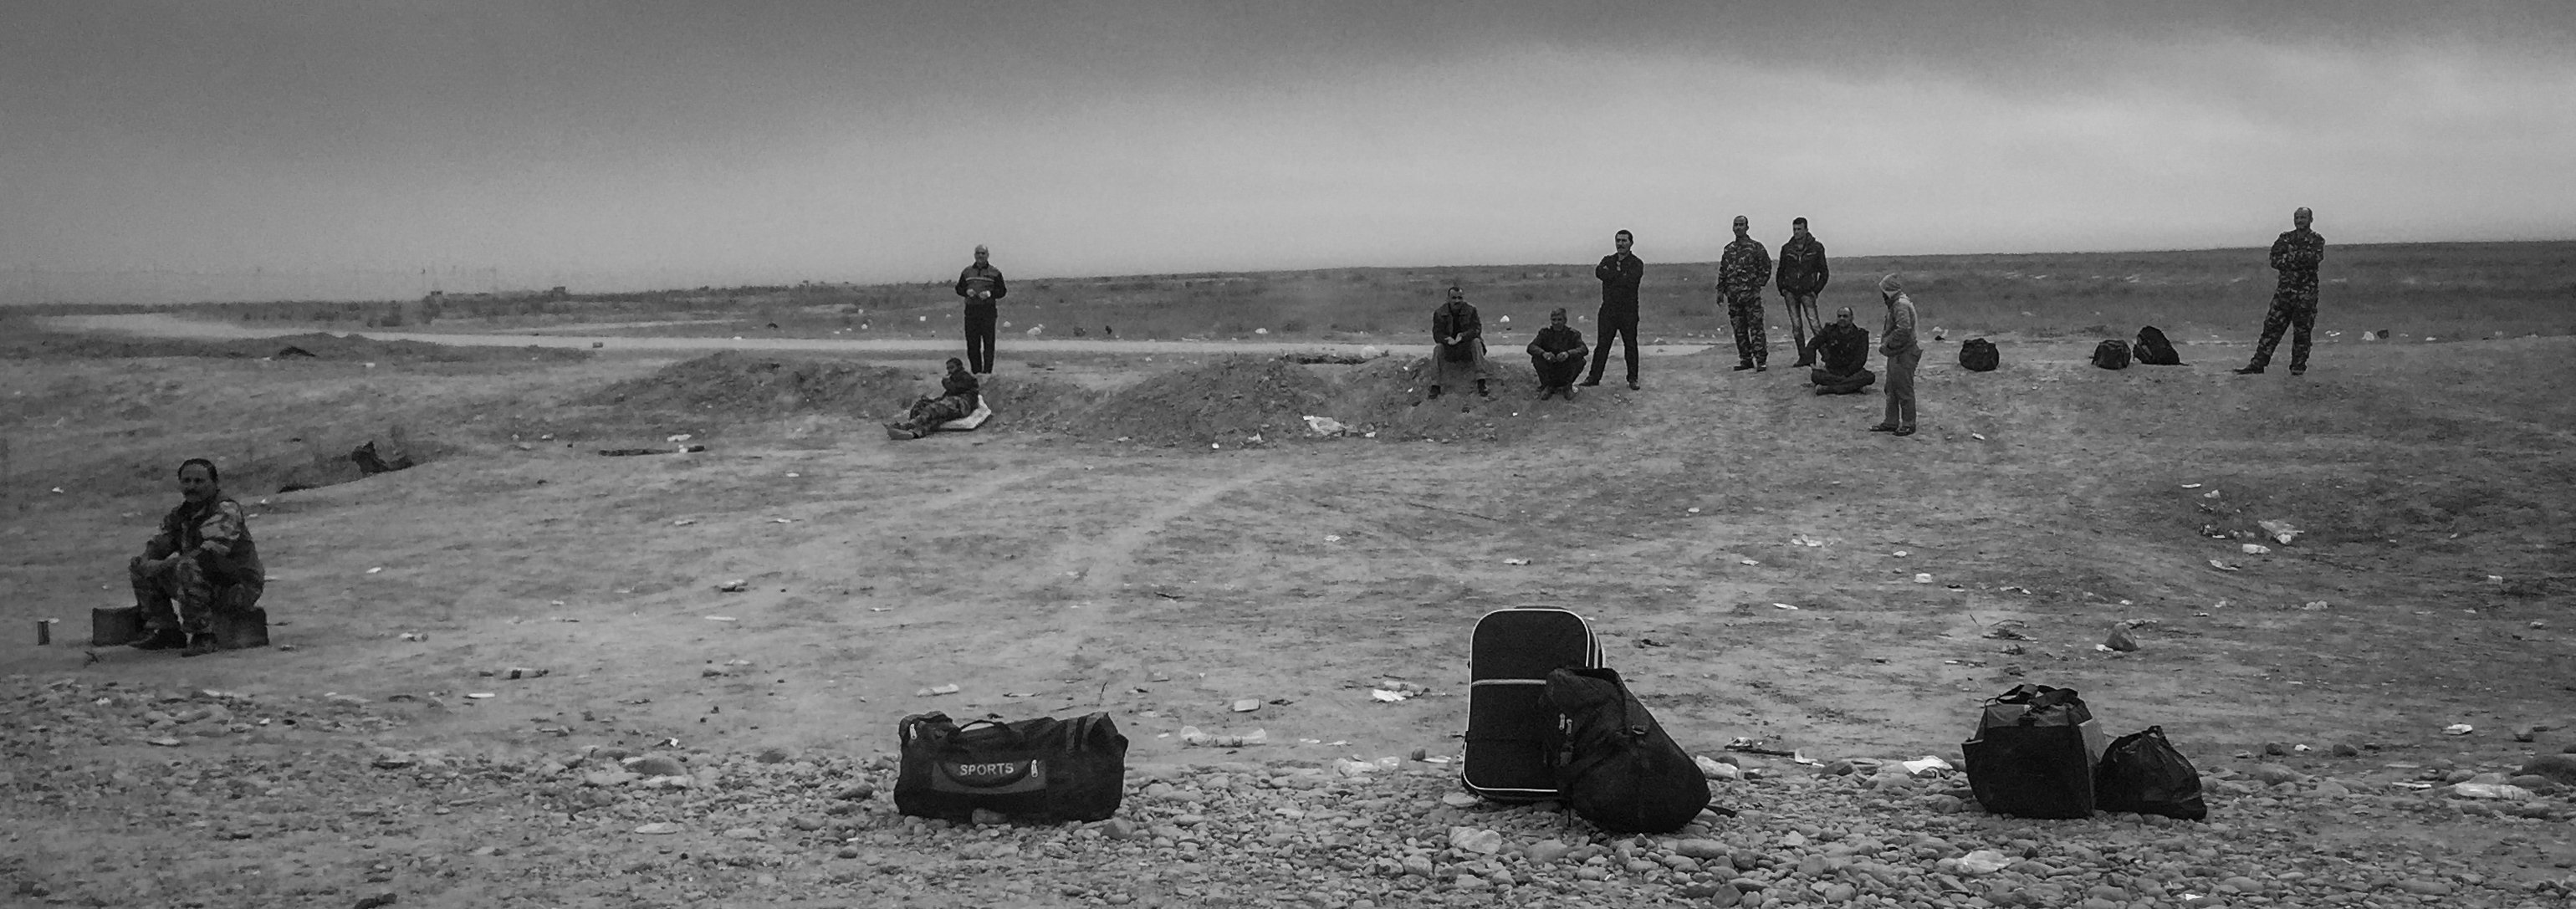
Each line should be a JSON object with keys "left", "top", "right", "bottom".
{"left": 3, "top": 256, "right": 2573, "bottom": 908}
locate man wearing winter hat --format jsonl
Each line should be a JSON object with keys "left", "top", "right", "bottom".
{"left": 1871, "top": 274, "right": 1919, "bottom": 437}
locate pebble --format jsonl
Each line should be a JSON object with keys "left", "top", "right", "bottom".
{"left": 722, "top": 827, "right": 763, "bottom": 840}
{"left": 625, "top": 754, "right": 687, "bottom": 778}
{"left": 1526, "top": 840, "right": 1572, "bottom": 864}
{"left": 632, "top": 822, "right": 681, "bottom": 835}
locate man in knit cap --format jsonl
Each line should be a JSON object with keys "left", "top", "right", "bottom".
{"left": 1717, "top": 215, "right": 1774, "bottom": 371}
{"left": 1871, "top": 274, "right": 1919, "bottom": 437}
{"left": 2234, "top": 207, "right": 2326, "bottom": 376}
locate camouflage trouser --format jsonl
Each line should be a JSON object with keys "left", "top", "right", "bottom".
{"left": 130, "top": 554, "right": 263, "bottom": 636}
{"left": 2250, "top": 294, "right": 2316, "bottom": 370}
{"left": 1727, "top": 296, "right": 1768, "bottom": 365}
{"left": 904, "top": 394, "right": 975, "bottom": 427}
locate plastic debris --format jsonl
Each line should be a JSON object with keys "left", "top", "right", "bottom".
{"left": 1301, "top": 415, "right": 1349, "bottom": 436}
{"left": 1741, "top": 559, "right": 1761, "bottom": 566}
{"left": 1179, "top": 726, "right": 1268, "bottom": 748}
{"left": 2208, "top": 559, "right": 2239, "bottom": 571}
{"left": 1694, "top": 755, "right": 1744, "bottom": 780}
{"left": 2299, "top": 600, "right": 2329, "bottom": 611}
{"left": 2451, "top": 783, "right": 2534, "bottom": 800}
{"left": 2241, "top": 543, "right": 2271, "bottom": 554}
{"left": 666, "top": 434, "right": 693, "bottom": 443}
{"left": 1970, "top": 432, "right": 1986, "bottom": 441}
{"left": 1230, "top": 699, "right": 1262, "bottom": 712}
{"left": 703, "top": 615, "right": 738, "bottom": 622}
{"left": 2258, "top": 519, "right": 2301, "bottom": 544}
{"left": 915, "top": 683, "right": 961, "bottom": 697}
{"left": 396, "top": 632, "right": 427, "bottom": 642}
{"left": 1502, "top": 558, "right": 1530, "bottom": 565}
{"left": 464, "top": 692, "right": 496, "bottom": 699}
{"left": 366, "top": 567, "right": 384, "bottom": 575}
{"left": 1913, "top": 573, "right": 1934, "bottom": 584}
{"left": 2180, "top": 483, "right": 2202, "bottom": 488}
{"left": 1369, "top": 688, "right": 1411, "bottom": 702}
{"left": 1771, "top": 603, "right": 1800, "bottom": 610}
{"left": 2443, "top": 723, "right": 2473, "bottom": 736}
{"left": 1899, "top": 756, "right": 1954, "bottom": 776}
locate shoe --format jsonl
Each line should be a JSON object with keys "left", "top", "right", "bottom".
{"left": 1627, "top": 380, "right": 1640, "bottom": 391}
{"left": 1563, "top": 385, "right": 1577, "bottom": 399}
{"left": 1868, "top": 423, "right": 1899, "bottom": 432}
{"left": 1427, "top": 386, "right": 1442, "bottom": 399}
{"left": 2289, "top": 365, "right": 2307, "bottom": 375}
{"left": 1755, "top": 364, "right": 1768, "bottom": 372}
{"left": 1791, "top": 359, "right": 1815, "bottom": 368}
{"left": 180, "top": 635, "right": 217, "bottom": 657}
{"left": 2232, "top": 365, "right": 2265, "bottom": 375}
{"left": 1893, "top": 426, "right": 1917, "bottom": 437}
{"left": 132, "top": 628, "right": 187, "bottom": 651}
{"left": 1732, "top": 364, "right": 1756, "bottom": 371}
{"left": 1577, "top": 379, "right": 1601, "bottom": 387}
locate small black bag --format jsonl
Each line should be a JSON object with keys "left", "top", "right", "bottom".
{"left": 2090, "top": 339, "right": 2131, "bottom": 370}
{"left": 1959, "top": 338, "right": 1999, "bottom": 371}
{"left": 1962, "top": 683, "right": 2105, "bottom": 819}
{"left": 2131, "top": 326, "right": 2183, "bottom": 365}
{"left": 895, "top": 712, "right": 1127, "bottom": 823}
{"left": 1545, "top": 666, "right": 1710, "bottom": 833}
{"left": 2095, "top": 726, "right": 2208, "bottom": 820}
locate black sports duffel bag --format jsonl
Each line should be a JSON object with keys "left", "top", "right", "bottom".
{"left": 895, "top": 711, "right": 1127, "bottom": 823}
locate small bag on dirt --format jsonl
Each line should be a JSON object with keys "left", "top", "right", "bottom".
{"left": 895, "top": 711, "right": 1127, "bottom": 823}
{"left": 1545, "top": 666, "right": 1711, "bottom": 833}
{"left": 1961, "top": 683, "right": 2106, "bottom": 819}
{"left": 2089, "top": 339, "right": 2131, "bottom": 370}
{"left": 2095, "top": 725, "right": 2209, "bottom": 820}
{"left": 2130, "top": 325, "right": 2183, "bottom": 365}
{"left": 1959, "top": 338, "right": 1999, "bottom": 371}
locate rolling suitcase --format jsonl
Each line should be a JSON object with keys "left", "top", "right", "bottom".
{"left": 1462, "top": 606, "right": 1602, "bottom": 802}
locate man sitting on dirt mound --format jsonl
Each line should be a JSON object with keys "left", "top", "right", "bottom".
{"left": 1428, "top": 284, "right": 1490, "bottom": 400}
{"left": 127, "top": 458, "right": 264, "bottom": 656}
{"left": 887, "top": 357, "right": 982, "bottom": 440}
{"left": 1809, "top": 307, "right": 1876, "bottom": 395}
{"left": 1526, "top": 307, "right": 1590, "bottom": 399}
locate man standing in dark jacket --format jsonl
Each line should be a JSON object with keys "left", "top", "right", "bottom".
{"left": 2234, "top": 207, "right": 2326, "bottom": 376}
{"left": 1776, "top": 217, "right": 1830, "bottom": 367}
{"left": 1583, "top": 229, "right": 1643, "bottom": 391}
{"left": 953, "top": 245, "right": 1006, "bottom": 375}
{"left": 1526, "top": 307, "right": 1591, "bottom": 400}
{"left": 1718, "top": 216, "right": 1774, "bottom": 371}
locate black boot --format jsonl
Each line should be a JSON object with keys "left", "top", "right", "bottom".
{"left": 180, "top": 634, "right": 217, "bottom": 657}
{"left": 133, "top": 627, "right": 188, "bottom": 651}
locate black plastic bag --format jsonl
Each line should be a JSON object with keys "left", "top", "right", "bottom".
{"left": 2090, "top": 339, "right": 2131, "bottom": 370}
{"left": 1959, "top": 338, "right": 2000, "bottom": 371}
{"left": 2131, "top": 325, "right": 2183, "bottom": 365}
{"left": 895, "top": 712, "right": 1127, "bottom": 823}
{"left": 2095, "top": 726, "right": 2208, "bottom": 820}
{"left": 1545, "top": 666, "right": 1710, "bottom": 833}
{"left": 1962, "top": 683, "right": 2104, "bottom": 819}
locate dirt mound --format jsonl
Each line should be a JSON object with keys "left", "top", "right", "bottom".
{"left": 1081, "top": 356, "right": 1338, "bottom": 445}
{"left": 581, "top": 351, "right": 1099, "bottom": 429}
{"left": 0, "top": 329, "right": 590, "bottom": 364}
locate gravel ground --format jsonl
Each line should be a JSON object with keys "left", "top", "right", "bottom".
{"left": 6, "top": 675, "right": 2573, "bottom": 908}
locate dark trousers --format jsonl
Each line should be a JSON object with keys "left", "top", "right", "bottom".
{"left": 2249, "top": 296, "right": 2315, "bottom": 370}
{"left": 1728, "top": 298, "right": 1768, "bottom": 366}
{"left": 963, "top": 304, "right": 998, "bottom": 374}
{"left": 1532, "top": 354, "right": 1584, "bottom": 390}
{"left": 130, "top": 554, "right": 262, "bottom": 636}
{"left": 1812, "top": 367, "right": 1876, "bottom": 395}
{"left": 1585, "top": 315, "right": 1638, "bottom": 384}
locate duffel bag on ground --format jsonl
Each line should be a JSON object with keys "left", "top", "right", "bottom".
{"left": 1545, "top": 666, "right": 1711, "bottom": 833}
{"left": 1962, "top": 683, "right": 2106, "bottom": 819}
{"left": 895, "top": 711, "right": 1127, "bottom": 823}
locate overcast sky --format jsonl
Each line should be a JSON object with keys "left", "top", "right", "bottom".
{"left": 5, "top": 0, "right": 2572, "bottom": 294}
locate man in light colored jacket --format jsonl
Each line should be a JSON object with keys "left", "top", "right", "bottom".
{"left": 1871, "top": 274, "right": 1919, "bottom": 437}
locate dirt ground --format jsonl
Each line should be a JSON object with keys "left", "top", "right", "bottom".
{"left": 4, "top": 323, "right": 2573, "bottom": 906}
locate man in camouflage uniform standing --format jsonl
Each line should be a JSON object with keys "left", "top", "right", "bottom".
{"left": 1718, "top": 215, "right": 1774, "bottom": 371}
{"left": 2235, "top": 207, "right": 2325, "bottom": 376}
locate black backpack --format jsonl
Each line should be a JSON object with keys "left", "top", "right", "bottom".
{"left": 1959, "top": 338, "right": 1999, "bottom": 371}
{"left": 2131, "top": 326, "right": 2182, "bottom": 365}
{"left": 2095, "top": 726, "right": 2208, "bottom": 820}
{"left": 2090, "top": 340, "right": 2131, "bottom": 370}
{"left": 1544, "top": 666, "right": 1710, "bottom": 833}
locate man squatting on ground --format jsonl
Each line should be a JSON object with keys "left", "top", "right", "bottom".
{"left": 1776, "top": 217, "right": 1830, "bottom": 368}
{"left": 128, "top": 458, "right": 264, "bottom": 656}
{"left": 1871, "top": 274, "right": 1920, "bottom": 437}
{"left": 1527, "top": 307, "right": 1591, "bottom": 400}
{"left": 1809, "top": 306, "right": 1875, "bottom": 395}
{"left": 954, "top": 245, "right": 1006, "bottom": 375}
{"left": 1584, "top": 230, "right": 1643, "bottom": 390}
{"left": 889, "top": 357, "right": 982, "bottom": 439}
{"left": 1428, "top": 285, "right": 1491, "bottom": 400}
{"left": 2236, "top": 207, "right": 2324, "bottom": 376}
{"left": 1719, "top": 215, "right": 1775, "bottom": 371}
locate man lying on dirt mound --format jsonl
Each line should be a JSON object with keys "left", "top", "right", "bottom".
{"left": 1809, "top": 306, "right": 1876, "bottom": 395}
{"left": 886, "top": 357, "right": 981, "bottom": 440}
{"left": 126, "top": 458, "right": 264, "bottom": 656}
